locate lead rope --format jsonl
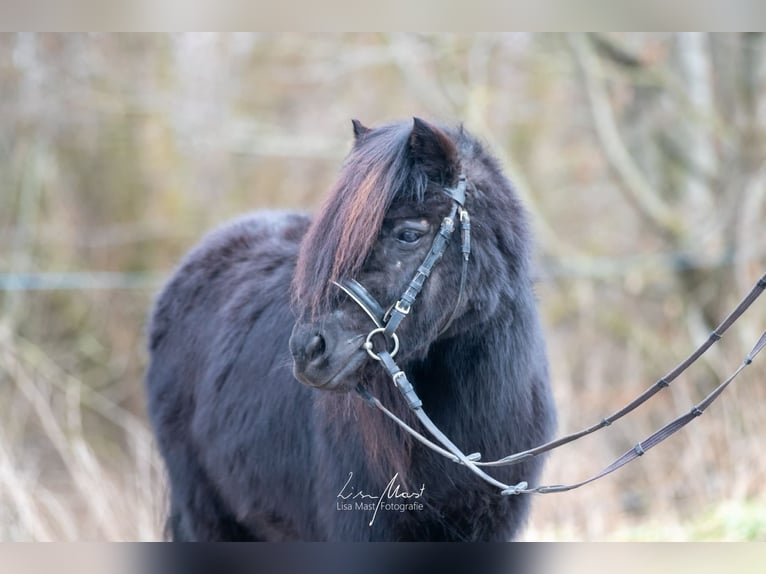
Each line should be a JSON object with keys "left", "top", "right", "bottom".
{"left": 517, "top": 327, "right": 766, "bottom": 494}
{"left": 477, "top": 272, "right": 766, "bottom": 469}
{"left": 337, "top": 174, "right": 766, "bottom": 494}
{"left": 359, "top": 274, "right": 766, "bottom": 495}
{"left": 350, "top": 178, "right": 526, "bottom": 493}
{"left": 369, "top": 349, "right": 528, "bottom": 494}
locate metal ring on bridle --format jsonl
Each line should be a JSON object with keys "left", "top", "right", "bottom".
{"left": 363, "top": 327, "right": 399, "bottom": 360}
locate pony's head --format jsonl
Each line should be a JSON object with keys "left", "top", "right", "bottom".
{"left": 289, "top": 118, "right": 531, "bottom": 391}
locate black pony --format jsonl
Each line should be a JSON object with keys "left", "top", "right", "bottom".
{"left": 145, "top": 118, "right": 556, "bottom": 541}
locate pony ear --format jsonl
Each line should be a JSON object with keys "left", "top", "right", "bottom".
{"left": 409, "top": 117, "right": 459, "bottom": 183}
{"left": 351, "top": 119, "right": 371, "bottom": 140}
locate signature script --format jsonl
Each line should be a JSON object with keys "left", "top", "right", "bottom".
{"left": 337, "top": 471, "right": 425, "bottom": 526}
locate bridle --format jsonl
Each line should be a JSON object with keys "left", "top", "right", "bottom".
{"left": 332, "top": 174, "right": 766, "bottom": 496}
{"left": 333, "top": 174, "right": 521, "bottom": 493}
{"left": 333, "top": 173, "right": 471, "bottom": 350}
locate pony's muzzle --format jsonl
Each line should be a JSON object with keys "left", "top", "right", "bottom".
{"left": 289, "top": 321, "right": 367, "bottom": 390}
{"left": 289, "top": 325, "right": 329, "bottom": 382}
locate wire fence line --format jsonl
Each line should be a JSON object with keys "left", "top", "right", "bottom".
{"left": 1, "top": 250, "right": 763, "bottom": 292}
{"left": 0, "top": 272, "right": 168, "bottom": 291}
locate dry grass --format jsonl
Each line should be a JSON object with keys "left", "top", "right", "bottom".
{"left": 0, "top": 322, "right": 165, "bottom": 541}
{"left": 522, "top": 276, "right": 766, "bottom": 541}
{"left": 1, "top": 280, "right": 764, "bottom": 541}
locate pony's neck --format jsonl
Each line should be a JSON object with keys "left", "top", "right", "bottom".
{"left": 412, "top": 286, "right": 543, "bottom": 429}
{"left": 333, "top": 287, "right": 544, "bottom": 482}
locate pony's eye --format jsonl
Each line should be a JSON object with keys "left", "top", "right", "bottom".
{"left": 396, "top": 229, "right": 424, "bottom": 244}
{"left": 391, "top": 220, "right": 430, "bottom": 246}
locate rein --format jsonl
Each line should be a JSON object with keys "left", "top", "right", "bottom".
{"left": 333, "top": 175, "right": 766, "bottom": 496}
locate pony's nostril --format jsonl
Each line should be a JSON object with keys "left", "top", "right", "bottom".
{"left": 305, "top": 333, "right": 326, "bottom": 362}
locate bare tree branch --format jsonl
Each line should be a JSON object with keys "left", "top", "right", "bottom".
{"left": 675, "top": 33, "right": 716, "bottom": 230}
{"left": 569, "top": 33, "right": 682, "bottom": 238}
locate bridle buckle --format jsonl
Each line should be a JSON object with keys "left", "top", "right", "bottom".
{"left": 394, "top": 300, "right": 411, "bottom": 315}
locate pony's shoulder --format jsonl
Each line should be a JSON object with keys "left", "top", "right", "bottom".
{"left": 189, "top": 210, "right": 311, "bottom": 258}
{"left": 147, "top": 210, "right": 309, "bottom": 352}
{"left": 172, "top": 209, "right": 310, "bottom": 285}
{"left": 168, "top": 210, "right": 308, "bottom": 274}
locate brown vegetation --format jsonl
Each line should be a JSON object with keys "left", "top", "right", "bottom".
{"left": 1, "top": 33, "right": 764, "bottom": 540}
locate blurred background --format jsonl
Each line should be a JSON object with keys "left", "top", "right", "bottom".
{"left": 0, "top": 32, "right": 764, "bottom": 541}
